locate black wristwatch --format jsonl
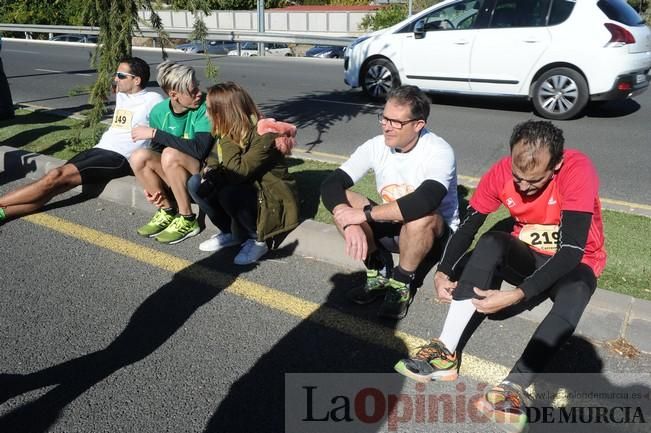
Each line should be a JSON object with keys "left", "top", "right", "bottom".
{"left": 363, "top": 204, "right": 374, "bottom": 223}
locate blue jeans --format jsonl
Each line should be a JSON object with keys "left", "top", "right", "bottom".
{"left": 186, "top": 173, "right": 257, "bottom": 237}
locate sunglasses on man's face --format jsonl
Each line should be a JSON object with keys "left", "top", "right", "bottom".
{"left": 114, "top": 71, "right": 136, "bottom": 80}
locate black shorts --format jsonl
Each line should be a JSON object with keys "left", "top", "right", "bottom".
{"left": 67, "top": 148, "right": 133, "bottom": 184}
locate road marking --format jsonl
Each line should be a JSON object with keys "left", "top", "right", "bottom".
{"left": 5, "top": 49, "right": 40, "bottom": 54}
{"left": 600, "top": 197, "right": 651, "bottom": 212}
{"left": 310, "top": 98, "right": 380, "bottom": 108}
{"left": 293, "top": 148, "right": 347, "bottom": 162}
{"left": 34, "top": 68, "right": 92, "bottom": 77}
{"left": 23, "top": 212, "right": 510, "bottom": 385}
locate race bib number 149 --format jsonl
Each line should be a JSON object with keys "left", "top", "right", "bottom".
{"left": 518, "top": 224, "right": 559, "bottom": 252}
{"left": 111, "top": 109, "right": 133, "bottom": 129}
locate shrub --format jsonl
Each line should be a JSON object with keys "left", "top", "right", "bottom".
{"left": 359, "top": 5, "right": 407, "bottom": 31}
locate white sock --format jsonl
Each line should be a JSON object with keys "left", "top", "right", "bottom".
{"left": 438, "top": 299, "right": 476, "bottom": 353}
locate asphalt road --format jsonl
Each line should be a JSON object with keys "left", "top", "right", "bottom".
{"left": 1, "top": 176, "right": 651, "bottom": 432}
{"left": 2, "top": 39, "right": 651, "bottom": 207}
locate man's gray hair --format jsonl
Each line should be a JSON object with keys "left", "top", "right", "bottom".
{"left": 156, "top": 61, "right": 197, "bottom": 94}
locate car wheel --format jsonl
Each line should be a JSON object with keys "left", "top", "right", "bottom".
{"left": 532, "top": 68, "right": 588, "bottom": 120}
{"left": 361, "top": 58, "right": 400, "bottom": 100}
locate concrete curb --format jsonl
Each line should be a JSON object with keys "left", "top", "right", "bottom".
{"left": 1, "top": 145, "right": 650, "bottom": 354}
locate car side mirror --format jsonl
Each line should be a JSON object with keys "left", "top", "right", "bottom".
{"left": 414, "top": 20, "right": 426, "bottom": 39}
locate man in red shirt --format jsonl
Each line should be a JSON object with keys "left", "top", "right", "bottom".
{"left": 394, "top": 120, "right": 606, "bottom": 433}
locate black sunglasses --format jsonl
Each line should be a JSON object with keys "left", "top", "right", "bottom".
{"left": 114, "top": 71, "right": 136, "bottom": 80}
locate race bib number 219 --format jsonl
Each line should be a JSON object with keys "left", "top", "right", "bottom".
{"left": 518, "top": 224, "right": 559, "bottom": 252}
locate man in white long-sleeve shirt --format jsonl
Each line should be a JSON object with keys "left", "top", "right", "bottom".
{"left": 0, "top": 56, "right": 163, "bottom": 223}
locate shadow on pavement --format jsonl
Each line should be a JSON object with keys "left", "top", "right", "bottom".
{"left": 584, "top": 100, "right": 641, "bottom": 118}
{"left": 425, "top": 93, "right": 640, "bottom": 120}
{"left": 0, "top": 243, "right": 294, "bottom": 432}
{"left": 204, "top": 271, "right": 407, "bottom": 433}
{"left": 39, "top": 182, "right": 111, "bottom": 213}
{"left": 528, "top": 336, "right": 651, "bottom": 433}
{"left": 260, "top": 91, "right": 379, "bottom": 150}
{"left": 0, "top": 150, "right": 37, "bottom": 187}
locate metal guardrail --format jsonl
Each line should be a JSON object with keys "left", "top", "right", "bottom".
{"left": 0, "top": 23, "right": 356, "bottom": 47}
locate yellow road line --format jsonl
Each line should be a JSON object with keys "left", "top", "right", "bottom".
{"left": 23, "top": 212, "right": 509, "bottom": 384}
{"left": 292, "top": 148, "right": 348, "bottom": 162}
{"left": 600, "top": 197, "right": 651, "bottom": 211}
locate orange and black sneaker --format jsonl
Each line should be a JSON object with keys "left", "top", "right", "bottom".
{"left": 393, "top": 339, "right": 458, "bottom": 383}
{"left": 475, "top": 380, "right": 530, "bottom": 433}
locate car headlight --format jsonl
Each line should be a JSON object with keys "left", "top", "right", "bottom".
{"left": 315, "top": 51, "right": 333, "bottom": 58}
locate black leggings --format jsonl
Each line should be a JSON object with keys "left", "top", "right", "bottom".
{"left": 187, "top": 174, "right": 258, "bottom": 237}
{"left": 453, "top": 231, "right": 597, "bottom": 387}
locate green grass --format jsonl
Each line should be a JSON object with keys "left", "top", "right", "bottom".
{"left": 2, "top": 109, "right": 650, "bottom": 300}
{"left": 0, "top": 109, "right": 106, "bottom": 161}
{"left": 288, "top": 159, "right": 651, "bottom": 301}
{"left": 67, "top": 85, "right": 91, "bottom": 97}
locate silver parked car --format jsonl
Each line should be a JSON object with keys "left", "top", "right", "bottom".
{"left": 50, "top": 34, "right": 98, "bottom": 43}
{"left": 176, "top": 40, "right": 237, "bottom": 55}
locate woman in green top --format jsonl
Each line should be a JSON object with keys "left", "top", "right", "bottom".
{"left": 188, "top": 82, "right": 299, "bottom": 265}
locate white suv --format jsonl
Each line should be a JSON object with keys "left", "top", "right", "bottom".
{"left": 344, "top": 0, "right": 651, "bottom": 120}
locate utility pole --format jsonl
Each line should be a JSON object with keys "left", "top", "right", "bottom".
{"left": 257, "top": 0, "right": 265, "bottom": 56}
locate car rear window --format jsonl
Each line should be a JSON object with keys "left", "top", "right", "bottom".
{"left": 490, "top": 0, "right": 552, "bottom": 28}
{"left": 597, "top": 0, "right": 645, "bottom": 26}
{"left": 548, "top": 0, "right": 576, "bottom": 25}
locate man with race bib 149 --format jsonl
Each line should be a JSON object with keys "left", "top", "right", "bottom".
{"left": 394, "top": 120, "right": 606, "bottom": 433}
{"left": 0, "top": 56, "right": 162, "bottom": 223}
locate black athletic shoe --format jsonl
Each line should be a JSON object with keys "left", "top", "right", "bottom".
{"left": 378, "top": 278, "right": 413, "bottom": 319}
{"left": 348, "top": 269, "right": 388, "bottom": 304}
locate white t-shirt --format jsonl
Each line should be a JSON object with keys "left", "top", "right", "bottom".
{"left": 340, "top": 128, "right": 460, "bottom": 231}
{"left": 95, "top": 89, "right": 164, "bottom": 159}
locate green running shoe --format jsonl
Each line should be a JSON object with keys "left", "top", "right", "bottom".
{"left": 0, "top": 207, "right": 6, "bottom": 223}
{"left": 155, "top": 215, "right": 200, "bottom": 244}
{"left": 137, "top": 208, "right": 175, "bottom": 237}
{"left": 348, "top": 269, "right": 388, "bottom": 304}
{"left": 378, "top": 278, "right": 413, "bottom": 319}
{"left": 474, "top": 380, "right": 530, "bottom": 433}
{"left": 394, "top": 339, "right": 459, "bottom": 383}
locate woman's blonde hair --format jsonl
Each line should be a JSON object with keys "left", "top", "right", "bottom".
{"left": 206, "top": 82, "right": 262, "bottom": 147}
{"left": 156, "top": 61, "right": 198, "bottom": 95}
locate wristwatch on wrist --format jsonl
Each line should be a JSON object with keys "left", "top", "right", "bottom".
{"left": 363, "top": 204, "right": 374, "bottom": 223}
